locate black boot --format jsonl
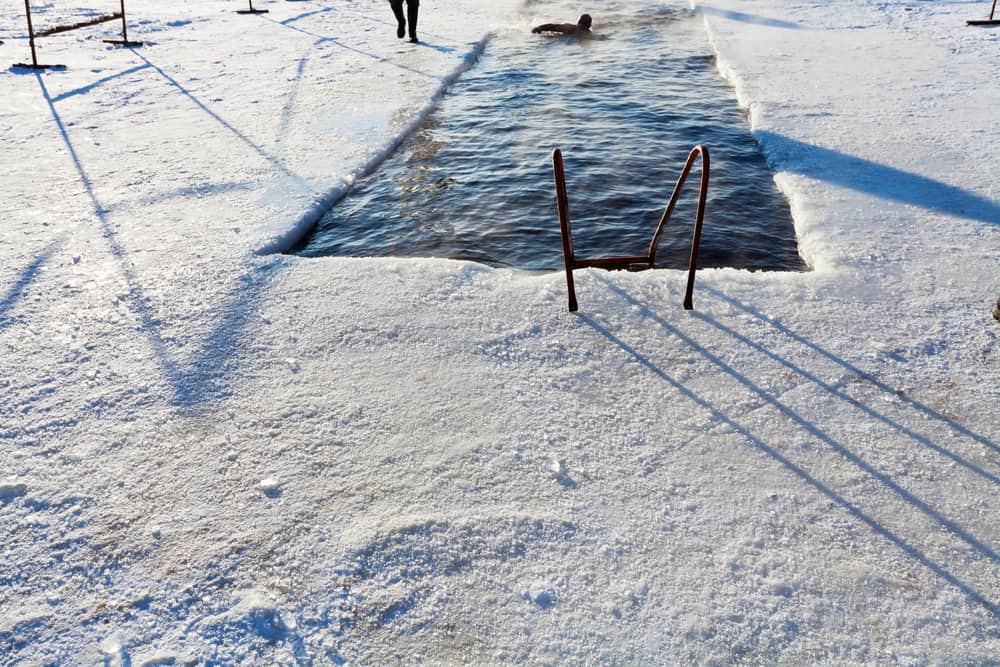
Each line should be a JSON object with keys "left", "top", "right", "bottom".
{"left": 407, "top": 1, "right": 419, "bottom": 42}
{"left": 390, "top": 1, "right": 405, "bottom": 38}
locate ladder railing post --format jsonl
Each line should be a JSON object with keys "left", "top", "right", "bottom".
{"left": 552, "top": 149, "right": 579, "bottom": 313}
{"left": 103, "top": 0, "right": 142, "bottom": 46}
{"left": 682, "top": 146, "right": 710, "bottom": 310}
{"left": 120, "top": 0, "right": 129, "bottom": 42}
{"left": 23, "top": 0, "right": 39, "bottom": 68}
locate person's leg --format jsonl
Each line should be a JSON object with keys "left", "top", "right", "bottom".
{"left": 389, "top": 0, "right": 406, "bottom": 38}
{"left": 406, "top": 0, "right": 419, "bottom": 42}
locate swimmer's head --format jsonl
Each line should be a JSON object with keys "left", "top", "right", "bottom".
{"left": 578, "top": 14, "right": 593, "bottom": 30}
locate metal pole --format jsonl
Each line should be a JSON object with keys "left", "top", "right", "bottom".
{"left": 237, "top": 0, "right": 268, "bottom": 14}
{"left": 104, "top": 0, "right": 142, "bottom": 47}
{"left": 683, "top": 146, "right": 710, "bottom": 311}
{"left": 992, "top": 0, "right": 998, "bottom": 20}
{"left": 120, "top": 0, "right": 128, "bottom": 42}
{"left": 23, "top": 0, "right": 38, "bottom": 68}
{"left": 552, "top": 149, "right": 579, "bottom": 313}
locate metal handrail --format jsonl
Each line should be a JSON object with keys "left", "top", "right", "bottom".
{"left": 15, "top": 0, "right": 141, "bottom": 69}
{"left": 552, "top": 145, "right": 710, "bottom": 312}
{"left": 36, "top": 12, "right": 120, "bottom": 37}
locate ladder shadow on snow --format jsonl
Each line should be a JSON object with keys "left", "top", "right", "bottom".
{"left": 755, "top": 131, "right": 1000, "bottom": 226}
{"left": 581, "top": 279, "right": 1000, "bottom": 615}
{"left": 687, "top": 299, "right": 1000, "bottom": 492}
{"left": 701, "top": 284, "right": 1000, "bottom": 456}
{"left": 34, "top": 72, "right": 282, "bottom": 409}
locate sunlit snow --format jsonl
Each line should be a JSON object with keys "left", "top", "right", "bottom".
{"left": 1, "top": 0, "right": 998, "bottom": 663}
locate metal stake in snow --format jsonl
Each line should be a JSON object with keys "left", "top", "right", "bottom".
{"left": 13, "top": 0, "right": 143, "bottom": 70}
{"left": 967, "top": 0, "right": 999, "bottom": 25}
{"left": 236, "top": 0, "right": 269, "bottom": 14}
{"left": 103, "top": 0, "right": 143, "bottom": 47}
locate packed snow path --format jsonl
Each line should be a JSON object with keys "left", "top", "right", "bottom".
{"left": 1, "top": 0, "right": 998, "bottom": 663}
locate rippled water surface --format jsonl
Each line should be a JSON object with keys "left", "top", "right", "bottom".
{"left": 294, "top": 0, "right": 804, "bottom": 272}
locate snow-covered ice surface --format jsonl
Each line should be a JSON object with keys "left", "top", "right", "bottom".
{"left": 1, "top": 0, "right": 998, "bottom": 663}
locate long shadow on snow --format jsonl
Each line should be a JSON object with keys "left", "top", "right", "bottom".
{"left": 756, "top": 130, "right": 1000, "bottom": 225}
{"left": 130, "top": 181, "right": 257, "bottom": 209}
{"left": 0, "top": 241, "right": 60, "bottom": 332}
{"left": 702, "top": 284, "right": 999, "bottom": 454}
{"left": 34, "top": 72, "right": 279, "bottom": 409}
{"left": 689, "top": 301, "right": 1000, "bottom": 487}
{"left": 696, "top": 5, "right": 804, "bottom": 30}
{"left": 584, "top": 279, "right": 1000, "bottom": 614}
{"left": 132, "top": 50, "right": 308, "bottom": 187}
{"left": 279, "top": 5, "right": 335, "bottom": 26}
{"left": 50, "top": 63, "right": 152, "bottom": 103}
{"left": 263, "top": 15, "right": 442, "bottom": 81}
{"left": 270, "top": 47, "right": 314, "bottom": 158}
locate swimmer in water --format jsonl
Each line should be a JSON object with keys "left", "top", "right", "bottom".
{"left": 531, "top": 13, "right": 592, "bottom": 35}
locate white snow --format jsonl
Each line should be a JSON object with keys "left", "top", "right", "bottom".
{"left": 1, "top": 0, "right": 998, "bottom": 663}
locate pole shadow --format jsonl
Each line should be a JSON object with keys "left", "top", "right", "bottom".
{"left": 34, "top": 72, "right": 281, "bottom": 409}
{"left": 279, "top": 6, "right": 335, "bottom": 26}
{"left": 131, "top": 50, "right": 308, "bottom": 188}
{"left": 271, "top": 48, "right": 312, "bottom": 154}
{"left": 262, "top": 16, "right": 441, "bottom": 80}
{"left": 0, "top": 241, "right": 61, "bottom": 331}
{"left": 756, "top": 130, "right": 1000, "bottom": 225}
{"left": 50, "top": 63, "right": 152, "bottom": 103}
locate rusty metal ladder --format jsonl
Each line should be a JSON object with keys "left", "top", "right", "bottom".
{"left": 551, "top": 145, "right": 710, "bottom": 312}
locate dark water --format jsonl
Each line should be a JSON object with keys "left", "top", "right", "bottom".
{"left": 293, "top": 1, "right": 805, "bottom": 272}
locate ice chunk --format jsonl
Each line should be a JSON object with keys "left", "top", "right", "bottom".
{"left": 257, "top": 478, "right": 282, "bottom": 497}
{"left": 0, "top": 478, "right": 27, "bottom": 499}
{"left": 198, "top": 588, "right": 290, "bottom": 642}
{"left": 523, "top": 582, "right": 557, "bottom": 608}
